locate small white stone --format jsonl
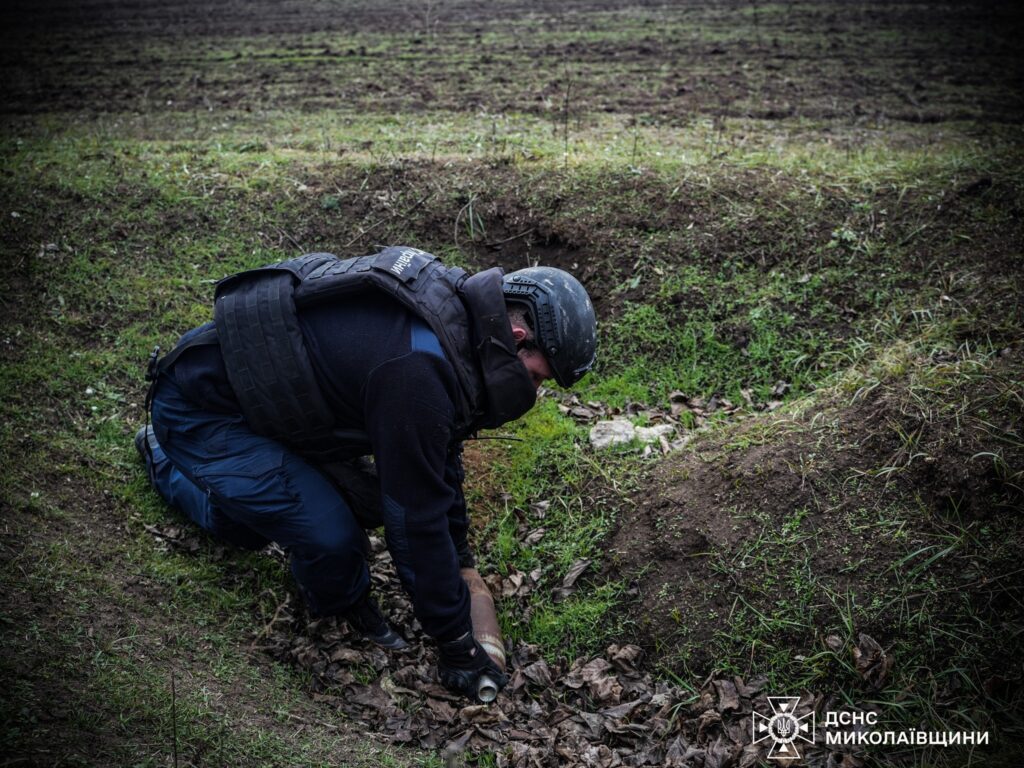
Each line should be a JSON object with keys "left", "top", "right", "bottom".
{"left": 588, "top": 419, "right": 636, "bottom": 450}
{"left": 589, "top": 420, "right": 679, "bottom": 450}
{"left": 635, "top": 424, "right": 676, "bottom": 443}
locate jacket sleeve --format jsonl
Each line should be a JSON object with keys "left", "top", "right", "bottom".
{"left": 362, "top": 350, "right": 472, "bottom": 642}
{"left": 445, "top": 443, "right": 475, "bottom": 569}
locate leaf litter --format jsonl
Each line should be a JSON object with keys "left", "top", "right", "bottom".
{"left": 242, "top": 534, "right": 866, "bottom": 766}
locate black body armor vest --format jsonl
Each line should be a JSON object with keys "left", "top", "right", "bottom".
{"left": 163, "top": 246, "right": 536, "bottom": 460}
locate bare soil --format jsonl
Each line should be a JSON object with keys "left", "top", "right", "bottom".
{"left": 2, "top": 0, "right": 1022, "bottom": 123}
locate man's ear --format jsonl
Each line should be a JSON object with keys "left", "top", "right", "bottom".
{"left": 510, "top": 325, "right": 528, "bottom": 343}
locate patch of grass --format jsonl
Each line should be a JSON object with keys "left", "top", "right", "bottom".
{"left": 469, "top": 398, "right": 637, "bottom": 654}
{"left": 525, "top": 583, "right": 628, "bottom": 661}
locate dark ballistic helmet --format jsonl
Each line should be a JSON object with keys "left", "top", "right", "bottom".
{"left": 502, "top": 266, "right": 597, "bottom": 387}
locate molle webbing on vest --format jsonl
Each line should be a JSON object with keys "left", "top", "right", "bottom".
{"left": 215, "top": 268, "right": 335, "bottom": 447}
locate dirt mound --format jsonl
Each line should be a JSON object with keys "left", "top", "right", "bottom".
{"left": 610, "top": 347, "right": 1024, "bottom": 697}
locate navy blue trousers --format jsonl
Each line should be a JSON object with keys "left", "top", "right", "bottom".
{"left": 146, "top": 374, "right": 369, "bottom": 616}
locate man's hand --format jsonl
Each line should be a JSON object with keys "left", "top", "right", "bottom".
{"left": 437, "top": 631, "right": 508, "bottom": 701}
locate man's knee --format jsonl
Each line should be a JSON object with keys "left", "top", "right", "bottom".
{"left": 308, "top": 513, "right": 365, "bottom": 557}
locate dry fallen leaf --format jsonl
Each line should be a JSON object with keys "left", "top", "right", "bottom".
{"left": 329, "top": 646, "right": 364, "bottom": 664}
{"left": 852, "top": 632, "right": 894, "bottom": 689}
{"left": 599, "top": 698, "right": 644, "bottom": 719}
{"left": 607, "top": 643, "right": 643, "bottom": 674}
{"left": 529, "top": 500, "right": 550, "bottom": 519}
{"left": 825, "top": 634, "right": 845, "bottom": 653}
{"left": 735, "top": 674, "right": 767, "bottom": 698}
{"left": 460, "top": 704, "right": 508, "bottom": 725}
{"left": 713, "top": 679, "right": 740, "bottom": 712}
{"left": 425, "top": 696, "right": 458, "bottom": 722}
{"left": 551, "top": 558, "right": 591, "bottom": 602}
{"left": 521, "top": 659, "right": 554, "bottom": 688}
{"left": 738, "top": 743, "right": 763, "bottom": 768}
{"left": 523, "top": 527, "right": 546, "bottom": 546}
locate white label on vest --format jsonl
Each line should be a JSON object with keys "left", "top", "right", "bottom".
{"left": 390, "top": 248, "right": 421, "bottom": 276}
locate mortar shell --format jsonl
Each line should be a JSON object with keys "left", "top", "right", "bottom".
{"left": 461, "top": 567, "right": 506, "bottom": 671}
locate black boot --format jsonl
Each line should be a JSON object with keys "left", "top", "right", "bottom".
{"left": 134, "top": 425, "right": 164, "bottom": 487}
{"left": 134, "top": 425, "right": 160, "bottom": 461}
{"left": 344, "top": 590, "right": 408, "bottom": 651}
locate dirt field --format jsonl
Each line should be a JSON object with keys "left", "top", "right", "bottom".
{"left": 2, "top": 1, "right": 1023, "bottom": 766}
{"left": 3, "top": 0, "right": 1023, "bottom": 121}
